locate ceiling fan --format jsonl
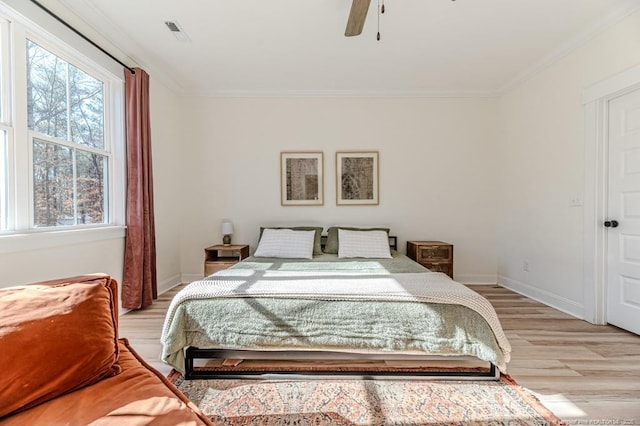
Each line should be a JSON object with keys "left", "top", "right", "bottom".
{"left": 344, "top": 0, "right": 372, "bottom": 37}
{"left": 345, "top": 0, "right": 454, "bottom": 38}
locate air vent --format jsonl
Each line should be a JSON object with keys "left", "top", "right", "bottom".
{"left": 165, "top": 21, "right": 180, "bottom": 32}
{"left": 164, "top": 20, "right": 191, "bottom": 42}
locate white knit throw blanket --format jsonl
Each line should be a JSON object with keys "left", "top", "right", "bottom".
{"left": 161, "top": 270, "right": 511, "bottom": 360}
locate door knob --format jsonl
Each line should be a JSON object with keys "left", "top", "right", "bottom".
{"left": 604, "top": 220, "right": 619, "bottom": 228}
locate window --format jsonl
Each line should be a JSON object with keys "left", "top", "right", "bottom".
{"left": 0, "top": 18, "right": 9, "bottom": 231}
{"left": 0, "top": 9, "right": 124, "bottom": 247}
{"left": 27, "top": 40, "right": 108, "bottom": 227}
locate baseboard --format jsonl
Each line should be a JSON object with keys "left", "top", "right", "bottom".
{"left": 118, "top": 274, "right": 182, "bottom": 316}
{"left": 454, "top": 274, "right": 497, "bottom": 285}
{"left": 158, "top": 274, "right": 183, "bottom": 295}
{"left": 181, "top": 273, "right": 202, "bottom": 285}
{"left": 497, "top": 275, "right": 584, "bottom": 319}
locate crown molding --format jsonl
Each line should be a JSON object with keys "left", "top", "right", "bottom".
{"left": 186, "top": 88, "right": 500, "bottom": 99}
{"left": 39, "top": 0, "right": 640, "bottom": 99}
{"left": 497, "top": 0, "right": 640, "bottom": 95}
{"left": 54, "top": 0, "right": 184, "bottom": 94}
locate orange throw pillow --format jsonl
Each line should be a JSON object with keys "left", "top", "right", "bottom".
{"left": 0, "top": 274, "right": 121, "bottom": 418}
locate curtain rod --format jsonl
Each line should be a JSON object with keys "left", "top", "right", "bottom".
{"left": 30, "top": 0, "right": 135, "bottom": 74}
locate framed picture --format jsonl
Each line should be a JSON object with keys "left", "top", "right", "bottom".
{"left": 336, "top": 151, "right": 379, "bottom": 205}
{"left": 280, "top": 151, "right": 324, "bottom": 206}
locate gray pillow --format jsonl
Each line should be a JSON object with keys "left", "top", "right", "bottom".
{"left": 323, "top": 226, "right": 390, "bottom": 254}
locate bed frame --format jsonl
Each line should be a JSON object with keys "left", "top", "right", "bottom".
{"left": 182, "top": 234, "right": 501, "bottom": 381}
{"left": 184, "top": 348, "right": 500, "bottom": 381}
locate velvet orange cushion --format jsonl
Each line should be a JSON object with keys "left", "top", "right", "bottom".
{"left": 1, "top": 339, "right": 212, "bottom": 425}
{"left": 0, "top": 274, "right": 121, "bottom": 418}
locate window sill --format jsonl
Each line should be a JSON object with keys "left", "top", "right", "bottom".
{"left": 0, "top": 226, "right": 126, "bottom": 255}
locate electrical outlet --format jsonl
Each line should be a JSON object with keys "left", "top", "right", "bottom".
{"left": 569, "top": 193, "right": 584, "bottom": 207}
{"left": 523, "top": 261, "right": 530, "bottom": 272}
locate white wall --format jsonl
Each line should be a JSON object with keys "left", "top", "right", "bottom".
{"left": 179, "top": 97, "right": 500, "bottom": 284}
{"left": 149, "top": 78, "right": 186, "bottom": 293}
{"left": 497, "top": 10, "right": 640, "bottom": 317}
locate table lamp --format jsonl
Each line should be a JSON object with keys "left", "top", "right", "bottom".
{"left": 221, "top": 221, "right": 234, "bottom": 246}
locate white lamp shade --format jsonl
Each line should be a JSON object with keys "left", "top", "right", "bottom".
{"left": 221, "top": 221, "right": 234, "bottom": 235}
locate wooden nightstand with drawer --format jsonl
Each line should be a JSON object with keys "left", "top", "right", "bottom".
{"left": 407, "top": 241, "right": 453, "bottom": 279}
{"left": 204, "top": 244, "right": 249, "bottom": 276}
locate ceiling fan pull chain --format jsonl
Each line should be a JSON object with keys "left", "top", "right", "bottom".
{"left": 377, "top": 0, "right": 381, "bottom": 40}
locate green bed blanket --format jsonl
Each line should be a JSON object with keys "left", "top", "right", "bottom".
{"left": 161, "top": 253, "right": 510, "bottom": 374}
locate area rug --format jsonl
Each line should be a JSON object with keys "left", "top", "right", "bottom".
{"left": 167, "top": 370, "right": 565, "bottom": 425}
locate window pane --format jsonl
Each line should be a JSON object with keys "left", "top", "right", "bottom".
{"left": 76, "top": 150, "right": 106, "bottom": 224}
{"left": 69, "top": 65, "right": 104, "bottom": 149}
{"left": 27, "top": 40, "right": 109, "bottom": 229}
{"left": 33, "top": 139, "right": 73, "bottom": 227}
{"left": 27, "top": 40, "right": 68, "bottom": 140}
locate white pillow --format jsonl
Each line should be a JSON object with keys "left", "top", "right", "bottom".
{"left": 338, "top": 229, "right": 392, "bottom": 259}
{"left": 254, "top": 228, "right": 315, "bottom": 259}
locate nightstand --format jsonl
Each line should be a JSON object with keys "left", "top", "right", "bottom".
{"left": 406, "top": 241, "right": 453, "bottom": 279}
{"left": 204, "top": 244, "right": 249, "bottom": 276}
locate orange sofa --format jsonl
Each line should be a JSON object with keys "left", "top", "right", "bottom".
{"left": 0, "top": 274, "right": 212, "bottom": 425}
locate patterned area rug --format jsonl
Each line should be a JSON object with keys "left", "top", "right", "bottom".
{"left": 167, "top": 370, "right": 565, "bottom": 425}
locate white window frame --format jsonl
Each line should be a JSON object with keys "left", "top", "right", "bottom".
{"left": 0, "top": 9, "right": 125, "bottom": 254}
{"left": 0, "top": 17, "right": 12, "bottom": 231}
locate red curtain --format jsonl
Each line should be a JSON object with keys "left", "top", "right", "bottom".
{"left": 122, "top": 68, "right": 157, "bottom": 309}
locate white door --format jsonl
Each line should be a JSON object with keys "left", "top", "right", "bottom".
{"left": 607, "top": 88, "right": 640, "bottom": 335}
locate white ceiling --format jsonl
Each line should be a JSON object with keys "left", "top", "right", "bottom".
{"left": 55, "top": 0, "right": 640, "bottom": 96}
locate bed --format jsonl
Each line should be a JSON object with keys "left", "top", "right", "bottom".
{"left": 161, "top": 228, "right": 511, "bottom": 381}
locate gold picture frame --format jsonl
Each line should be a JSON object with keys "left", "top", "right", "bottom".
{"left": 336, "top": 151, "right": 379, "bottom": 205}
{"left": 280, "top": 151, "right": 324, "bottom": 206}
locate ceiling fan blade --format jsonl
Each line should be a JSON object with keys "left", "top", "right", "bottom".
{"left": 345, "top": 0, "right": 372, "bottom": 37}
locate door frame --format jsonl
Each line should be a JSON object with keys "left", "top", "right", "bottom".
{"left": 583, "top": 63, "right": 640, "bottom": 325}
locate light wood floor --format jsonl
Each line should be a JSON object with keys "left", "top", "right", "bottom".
{"left": 119, "top": 284, "right": 640, "bottom": 424}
